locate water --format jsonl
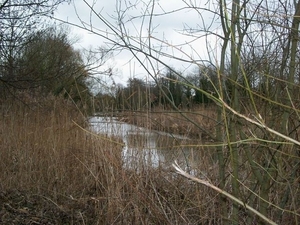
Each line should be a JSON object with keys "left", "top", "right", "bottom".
{"left": 89, "top": 116, "right": 203, "bottom": 172}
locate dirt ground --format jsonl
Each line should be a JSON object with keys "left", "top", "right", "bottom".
{"left": 0, "top": 190, "right": 98, "bottom": 225}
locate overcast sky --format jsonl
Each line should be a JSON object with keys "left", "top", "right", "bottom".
{"left": 55, "top": 0, "right": 220, "bottom": 87}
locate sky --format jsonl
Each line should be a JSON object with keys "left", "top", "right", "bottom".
{"left": 55, "top": 0, "right": 220, "bottom": 88}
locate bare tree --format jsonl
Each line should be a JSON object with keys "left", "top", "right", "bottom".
{"left": 62, "top": 0, "right": 300, "bottom": 223}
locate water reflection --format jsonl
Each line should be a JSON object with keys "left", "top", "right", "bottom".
{"left": 89, "top": 116, "right": 202, "bottom": 171}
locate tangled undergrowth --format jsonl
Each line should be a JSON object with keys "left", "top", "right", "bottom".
{"left": 0, "top": 94, "right": 223, "bottom": 224}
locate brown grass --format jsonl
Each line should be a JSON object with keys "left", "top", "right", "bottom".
{"left": 117, "top": 104, "right": 300, "bottom": 224}
{"left": 0, "top": 94, "right": 223, "bottom": 224}
{"left": 119, "top": 105, "right": 218, "bottom": 140}
{"left": 2, "top": 95, "right": 297, "bottom": 224}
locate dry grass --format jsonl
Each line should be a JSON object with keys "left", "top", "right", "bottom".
{"left": 118, "top": 104, "right": 300, "bottom": 224}
{"left": 0, "top": 94, "right": 223, "bottom": 224}
{"left": 119, "top": 105, "right": 218, "bottom": 140}
{"left": 1, "top": 95, "right": 298, "bottom": 224}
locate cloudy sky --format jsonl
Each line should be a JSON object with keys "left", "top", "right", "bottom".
{"left": 55, "top": 0, "right": 220, "bottom": 86}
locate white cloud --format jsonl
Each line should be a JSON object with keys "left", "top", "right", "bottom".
{"left": 55, "top": 0, "right": 220, "bottom": 86}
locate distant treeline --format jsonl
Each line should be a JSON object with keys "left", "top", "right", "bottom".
{"left": 93, "top": 64, "right": 231, "bottom": 112}
{"left": 93, "top": 67, "right": 215, "bottom": 112}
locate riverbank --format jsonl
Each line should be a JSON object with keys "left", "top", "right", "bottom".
{"left": 0, "top": 95, "right": 220, "bottom": 224}
{"left": 116, "top": 106, "right": 218, "bottom": 141}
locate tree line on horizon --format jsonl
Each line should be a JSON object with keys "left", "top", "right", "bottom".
{"left": 1, "top": 1, "right": 291, "bottom": 115}
{"left": 93, "top": 67, "right": 215, "bottom": 112}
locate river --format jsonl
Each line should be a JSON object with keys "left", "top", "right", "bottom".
{"left": 89, "top": 116, "right": 203, "bottom": 173}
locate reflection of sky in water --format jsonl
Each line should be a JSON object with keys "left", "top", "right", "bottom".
{"left": 89, "top": 116, "right": 198, "bottom": 171}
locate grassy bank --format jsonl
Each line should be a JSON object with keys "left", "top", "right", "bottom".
{"left": 0, "top": 95, "right": 221, "bottom": 224}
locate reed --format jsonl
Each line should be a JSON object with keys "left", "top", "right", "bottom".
{"left": 0, "top": 94, "right": 221, "bottom": 224}
{"left": 120, "top": 105, "right": 218, "bottom": 140}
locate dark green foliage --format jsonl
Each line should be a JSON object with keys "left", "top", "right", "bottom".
{"left": 0, "top": 0, "right": 68, "bottom": 89}
{"left": 0, "top": 25, "right": 92, "bottom": 110}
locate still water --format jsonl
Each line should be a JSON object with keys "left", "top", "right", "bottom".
{"left": 89, "top": 116, "right": 203, "bottom": 171}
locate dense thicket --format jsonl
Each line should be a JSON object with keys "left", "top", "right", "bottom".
{"left": 0, "top": 0, "right": 93, "bottom": 110}
{"left": 72, "top": 0, "right": 300, "bottom": 223}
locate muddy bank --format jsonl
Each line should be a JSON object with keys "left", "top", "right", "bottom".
{"left": 117, "top": 108, "right": 217, "bottom": 141}
{"left": 0, "top": 190, "right": 99, "bottom": 225}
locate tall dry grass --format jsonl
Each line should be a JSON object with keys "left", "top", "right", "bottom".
{"left": 0, "top": 94, "right": 224, "bottom": 224}
{"left": 116, "top": 104, "right": 300, "bottom": 224}
{"left": 120, "top": 105, "right": 218, "bottom": 140}
{"left": 0, "top": 95, "right": 120, "bottom": 194}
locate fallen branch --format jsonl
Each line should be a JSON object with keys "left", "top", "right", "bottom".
{"left": 172, "top": 161, "right": 277, "bottom": 225}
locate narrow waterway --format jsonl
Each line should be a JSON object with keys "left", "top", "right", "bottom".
{"left": 89, "top": 116, "right": 202, "bottom": 172}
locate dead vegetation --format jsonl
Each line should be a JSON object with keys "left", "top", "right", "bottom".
{"left": 1, "top": 94, "right": 298, "bottom": 224}
{"left": 119, "top": 106, "right": 218, "bottom": 140}
{"left": 0, "top": 94, "right": 223, "bottom": 224}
